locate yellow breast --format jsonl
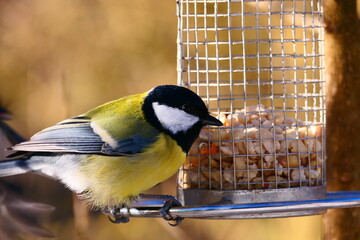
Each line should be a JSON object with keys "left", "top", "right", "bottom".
{"left": 79, "top": 133, "right": 186, "bottom": 208}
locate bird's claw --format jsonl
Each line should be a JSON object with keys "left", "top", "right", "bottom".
{"left": 159, "top": 196, "right": 184, "bottom": 226}
{"left": 103, "top": 207, "right": 130, "bottom": 224}
{"left": 108, "top": 215, "right": 130, "bottom": 224}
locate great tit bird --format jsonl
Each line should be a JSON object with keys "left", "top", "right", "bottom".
{"left": 0, "top": 85, "right": 222, "bottom": 223}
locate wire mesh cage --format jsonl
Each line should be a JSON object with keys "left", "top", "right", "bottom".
{"left": 176, "top": 0, "right": 326, "bottom": 214}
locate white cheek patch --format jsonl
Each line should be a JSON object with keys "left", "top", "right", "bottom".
{"left": 152, "top": 102, "right": 200, "bottom": 134}
{"left": 90, "top": 122, "right": 118, "bottom": 148}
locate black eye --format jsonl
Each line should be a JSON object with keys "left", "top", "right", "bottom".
{"left": 181, "top": 104, "right": 192, "bottom": 113}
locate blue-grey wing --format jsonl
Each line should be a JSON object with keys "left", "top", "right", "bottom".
{"left": 10, "top": 116, "right": 159, "bottom": 156}
{"left": 101, "top": 134, "right": 158, "bottom": 155}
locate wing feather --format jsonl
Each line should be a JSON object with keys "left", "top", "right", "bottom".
{"left": 11, "top": 116, "right": 105, "bottom": 154}
{"left": 10, "top": 116, "right": 160, "bottom": 156}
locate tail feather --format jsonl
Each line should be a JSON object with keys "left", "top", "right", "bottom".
{"left": 0, "top": 158, "right": 46, "bottom": 177}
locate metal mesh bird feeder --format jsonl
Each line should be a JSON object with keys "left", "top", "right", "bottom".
{"left": 174, "top": 0, "right": 359, "bottom": 218}
{"left": 111, "top": 0, "right": 360, "bottom": 223}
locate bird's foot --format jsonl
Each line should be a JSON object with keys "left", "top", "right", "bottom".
{"left": 159, "top": 196, "right": 184, "bottom": 227}
{"left": 103, "top": 206, "right": 130, "bottom": 224}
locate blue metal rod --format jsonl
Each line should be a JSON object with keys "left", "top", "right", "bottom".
{"left": 170, "top": 196, "right": 360, "bottom": 218}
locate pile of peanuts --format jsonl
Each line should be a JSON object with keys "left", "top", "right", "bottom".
{"left": 179, "top": 104, "right": 324, "bottom": 190}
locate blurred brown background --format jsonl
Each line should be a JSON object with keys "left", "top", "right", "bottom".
{"left": 0, "top": 1, "right": 322, "bottom": 239}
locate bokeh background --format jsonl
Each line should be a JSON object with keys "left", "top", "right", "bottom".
{"left": 0, "top": 0, "right": 323, "bottom": 239}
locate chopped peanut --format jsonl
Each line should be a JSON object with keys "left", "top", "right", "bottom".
{"left": 199, "top": 142, "right": 218, "bottom": 155}
{"left": 291, "top": 169, "right": 307, "bottom": 181}
{"left": 305, "top": 169, "right": 321, "bottom": 179}
{"left": 264, "top": 155, "right": 275, "bottom": 163}
{"left": 220, "top": 142, "right": 239, "bottom": 155}
{"left": 288, "top": 155, "right": 301, "bottom": 168}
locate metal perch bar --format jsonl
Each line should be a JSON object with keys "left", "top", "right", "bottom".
{"left": 118, "top": 191, "right": 360, "bottom": 219}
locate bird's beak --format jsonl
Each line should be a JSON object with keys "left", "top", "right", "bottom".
{"left": 202, "top": 115, "right": 223, "bottom": 126}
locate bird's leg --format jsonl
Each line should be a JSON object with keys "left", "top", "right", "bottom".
{"left": 103, "top": 205, "right": 130, "bottom": 224}
{"left": 158, "top": 196, "right": 184, "bottom": 227}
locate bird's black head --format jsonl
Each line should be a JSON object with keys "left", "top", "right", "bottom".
{"left": 142, "top": 85, "right": 222, "bottom": 152}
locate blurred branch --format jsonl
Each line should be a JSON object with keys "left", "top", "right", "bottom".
{"left": 0, "top": 107, "right": 25, "bottom": 146}
{"left": 0, "top": 106, "right": 55, "bottom": 239}
{"left": 0, "top": 182, "right": 55, "bottom": 239}
{"left": 324, "top": 0, "right": 360, "bottom": 239}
